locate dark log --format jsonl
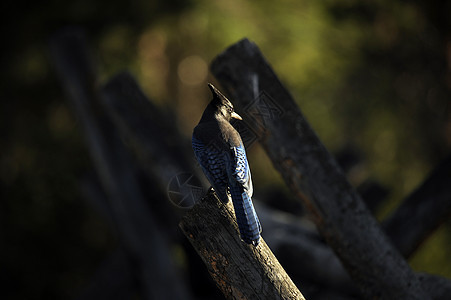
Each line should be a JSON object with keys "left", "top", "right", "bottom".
{"left": 50, "top": 28, "right": 191, "bottom": 300}
{"left": 211, "top": 38, "right": 429, "bottom": 299}
{"left": 258, "top": 202, "right": 451, "bottom": 300}
{"left": 78, "top": 177, "right": 138, "bottom": 299}
{"left": 418, "top": 273, "right": 451, "bottom": 300}
{"left": 383, "top": 155, "right": 451, "bottom": 258}
{"left": 179, "top": 190, "right": 305, "bottom": 300}
{"left": 256, "top": 202, "right": 358, "bottom": 296}
{"left": 101, "top": 72, "right": 208, "bottom": 217}
{"left": 101, "top": 72, "right": 193, "bottom": 235}
{"left": 76, "top": 247, "right": 137, "bottom": 300}
{"left": 101, "top": 72, "right": 200, "bottom": 189}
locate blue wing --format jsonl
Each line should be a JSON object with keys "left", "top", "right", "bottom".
{"left": 228, "top": 143, "right": 261, "bottom": 245}
{"left": 192, "top": 136, "right": 229, "bottom": 203}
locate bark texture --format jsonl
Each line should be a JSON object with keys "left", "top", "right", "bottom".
{"left": 180, "top": 190, "right": 305, "bottom": 300}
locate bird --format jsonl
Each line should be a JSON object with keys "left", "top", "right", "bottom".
{"left": 192, "top": 83, "right": 262, "bottom": 246}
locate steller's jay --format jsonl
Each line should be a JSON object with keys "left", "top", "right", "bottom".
{"left": 192, "top": 83, "right": 261, "bottom": 246}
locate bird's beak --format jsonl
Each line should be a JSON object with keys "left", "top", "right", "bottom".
{"left": 231, "top": 112, "right": 242, "bottom": 120}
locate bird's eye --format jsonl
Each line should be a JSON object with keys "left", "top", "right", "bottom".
{"left": 227, "top": 107, "right": 233, "bottom": 113}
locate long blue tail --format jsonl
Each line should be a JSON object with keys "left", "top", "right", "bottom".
{"left": 229, "top": 185, "right": 261, "bottom": 245}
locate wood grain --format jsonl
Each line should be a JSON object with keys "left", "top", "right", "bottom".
{"left": 180, "top": 190, "right": 305, "bottom": 300}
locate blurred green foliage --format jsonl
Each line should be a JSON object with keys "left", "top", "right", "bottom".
{"left": 1, "top": 0, "right": 450, "bottom": 298}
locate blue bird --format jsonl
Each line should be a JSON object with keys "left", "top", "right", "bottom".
{"left": 192, "top": 83, "right": 262, "bottom": 246}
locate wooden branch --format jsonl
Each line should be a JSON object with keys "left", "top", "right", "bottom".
{"left": 258, "top": 202, "right": 451, "bottom": 299}
{"left": 179, "top": 190, "right": 305, "bottom": 300}
{"left": 78, "top": 177, "right": 138, "bottom": 299}
{"left": 418, "top": 273, "right": 451, "bottom": 300}
{"left": 101, "top": 72, "right": 199, "bottom": 188}
{"left": 211, "top": 38, "right": 429, "bottom": 299}
{"left": 383, "top": 155, "right": 451, "bottom": 257}
{"left": 101, "top": 72, "right": 193, "bottom": 236}
{"left": 50, "top": 28, "right": 191, "bottom": 300}
{"left": 76, "top": 247, "right": 136, "bottom": 300}
{"left": 256, "top": 203, "right": 358, "bottom": 295}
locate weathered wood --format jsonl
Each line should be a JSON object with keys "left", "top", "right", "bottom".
{"left": 257, "top": 203, "right": 358, "bottom": 296}
{"left": 418, "top": 273, "right": 451, "bottom": 300}
{"left": 211, "top": 38, "right": 429, "bottom": 299}
{"left": 180, "top": 190, "right": 305, "bottom": 300}
{"left": 101, "top": 72, "right": 198, "bottom": 234}
{"left": 102, "top": 72, "right": 200, "bottom": 189}
{"left": 76, "top": 247, "right": 137, "bottom": 300}
{"left": 50, "top": 28, "right": 191, "bottom": 300}
{"left": 259, "top": 202, "right": 451, "bottom": 299}
{"left": 383, "top": 155, "right": 451, "bottom": 258}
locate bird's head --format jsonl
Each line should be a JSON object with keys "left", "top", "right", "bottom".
{"left": 208, "top": 83, "right": 242, "bottom": 122}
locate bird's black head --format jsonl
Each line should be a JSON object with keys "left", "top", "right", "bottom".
{"left": 207, "top": 83, "right": 242, "bottom": 122}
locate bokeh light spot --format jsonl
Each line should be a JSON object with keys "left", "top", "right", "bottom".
{"left": 177, "top": 55, "right": 208, "bottom": 86}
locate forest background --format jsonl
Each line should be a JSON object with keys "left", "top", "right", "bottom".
{"left": 1, "top": 0, "right": 450, "bottom": 298}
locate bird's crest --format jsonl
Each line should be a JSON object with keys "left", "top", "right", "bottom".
{"left": 208, "top": 83, "right": 233, "bottom": 108}
{"left": 201, "top": 83, "right": 242, "bottom": 122}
